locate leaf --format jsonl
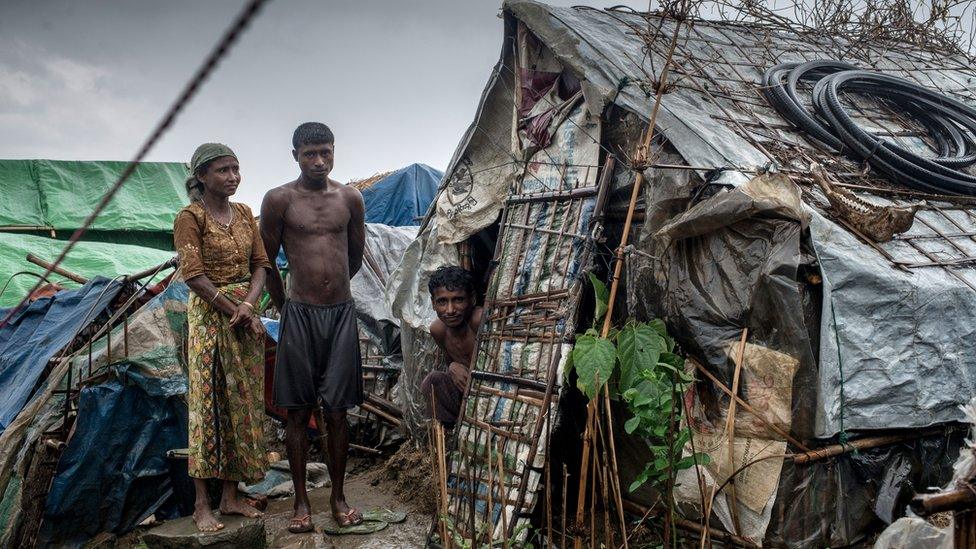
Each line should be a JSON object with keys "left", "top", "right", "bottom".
{"left": 617, "top": 324, "right": 665, "bottom": 392}
{"left": 628, "top": 463, "right": 652, "bottom": 493}
{"left": 672, "top": 428, "right": 691, "bottom": 451}
{"left": 588, "top": 272, "right": 609, "bottom": 326}
{"left": 571, "top": 334, "right": 616, "bottom": 399}
{"left": 648, "top": 318, "right": 668, "bottom": 339}
{"left": 659, "top": 351, "right": 684, "bottom": 371}
{"left": 631, "top": 379, "right": 661, "bottom": 407}
{"left": 624, "top": 415, "right": 641, "bottom": 434}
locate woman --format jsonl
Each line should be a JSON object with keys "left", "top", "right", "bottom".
{"left": 174, "top": 143, "right": 271, "bottom": 532}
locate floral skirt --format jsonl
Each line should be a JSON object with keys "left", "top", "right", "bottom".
{"left": 186, "top": 281, "right": 267, "bottom": 483}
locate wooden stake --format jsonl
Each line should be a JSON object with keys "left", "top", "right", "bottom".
{"left": 496, "top": 440, "right": 510, "bottom": 549}
{"left": 486, "top": 436, "right": 495, "bottom": 542}
{"left": 562, "top": 464, "right": 569, "bottom": 549}
{"left": 724, "top": 329, "right": 748, "bottom": 536}
{"left": 573, "top": 8, "right": 688, "bottom": 546}
{"left": 603, "top": 389, "right": 629, "bottom": 548}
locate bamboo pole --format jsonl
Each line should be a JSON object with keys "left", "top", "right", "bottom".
{"left": 724, "top": 329, "right": 748, "bottom": 536}
{"left": 793, "top": 430, "right": 940, "bottom": 465}
{"left": 26, "top": 253, "right": 88, "bottom": 284}
{"left": 691, "top": 360, "right": 809, "bottom": 451}
{"left": 573, "top": 8, "right": 687, "bottom": 545}
{"left": 123, "top": 256, "right": 178, "bottom": 282}
{"left": 496, "top": 440, "right": 510, "bottom": 549}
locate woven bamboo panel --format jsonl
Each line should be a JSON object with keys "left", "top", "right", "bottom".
{"left": 440, "top": 104, "right": 607, "bottom": 544}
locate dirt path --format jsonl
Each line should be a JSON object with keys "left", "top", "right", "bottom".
{"left": 264, "top": 470, "right": 432, "bottom": 548}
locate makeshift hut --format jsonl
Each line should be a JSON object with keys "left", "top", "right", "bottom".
{"left": 388, "top": 1, "right": 976, "bottom": 546}
{"left": 0, "top": 159, "right": 188, "bottom": 307}
{"left": 349, "top": 163, "right": 442, "bottom": 227}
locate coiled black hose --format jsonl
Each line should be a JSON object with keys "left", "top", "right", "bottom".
{"left": 761, "top": 60, "right": 976, "bottom": 195}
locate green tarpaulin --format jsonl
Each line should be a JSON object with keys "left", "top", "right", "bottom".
{"left": 0, "top": 159, "right": 188, "bottom": 232}
{"left": 0, "top": 232, "right": 175, "bottom": 307}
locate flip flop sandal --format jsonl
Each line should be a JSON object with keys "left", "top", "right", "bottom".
{"left": 361, "top": 509, "right": 407, "bottom": 524}
{"left": 287, "top": 514, "right": 314, "bottom": 534}
{"left": 333, "top": 508, "right": 364, "bottom": 527}
{"left": 322, "top": 520, "right": 389, "bottom": 536}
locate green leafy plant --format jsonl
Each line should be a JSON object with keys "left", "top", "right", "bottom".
{"left": 568, "top": 273, "right": 709, "bottom": 495}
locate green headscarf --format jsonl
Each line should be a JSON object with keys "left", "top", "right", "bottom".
{"left": 185, "top": 142, "right": 238, "bottom": 202}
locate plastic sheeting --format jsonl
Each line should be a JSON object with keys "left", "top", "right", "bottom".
{"left": 811, "top": 205, "right": 976, "bottom": 436}
{"left": 0, "top": 232, "right": 176, "bottom": 307}
{"left": 0, "top": 159, "right": 188, "bottom": 231}
{"left": 69, "top": 281, "right": 190, "bottom": 398}
{"left": 504, "top": 0, "right": 976, "bottom": 436}
{"left": 37, "top": 379, "right": 189, "bottom": 547}
{"left": 0, "top": 276, "right": 122, "bottom": 432}
{"left": 360, "top": 164, "right": 441, "bottom": 227}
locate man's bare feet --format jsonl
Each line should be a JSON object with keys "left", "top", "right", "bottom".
{"left": 193, "top": 505, "right": 224, "bottom": 533}
{"left": 331, "top": 497, "right": 363, "bottom": 527}
{"left": 287, "top": 501, "right": 314, "bottom": 533}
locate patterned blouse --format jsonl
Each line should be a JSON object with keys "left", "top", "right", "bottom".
{"left": 173, "top": 202, "right": 272, "bottom": 285}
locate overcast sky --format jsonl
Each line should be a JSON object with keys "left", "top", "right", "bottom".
{"left": 0, "top": 0, "right": 652, "bottom": 210}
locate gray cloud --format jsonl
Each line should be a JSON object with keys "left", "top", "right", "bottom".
{"left": 0, "top": 1, "right": 648, "bottom": 209}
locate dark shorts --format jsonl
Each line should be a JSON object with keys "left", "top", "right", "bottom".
{"left": 273, "top": 299, "right": 364, "bottom": 411}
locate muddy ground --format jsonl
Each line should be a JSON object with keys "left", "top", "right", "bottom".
{"left": 125, "top": 445, "right": 436, "bottom": 548}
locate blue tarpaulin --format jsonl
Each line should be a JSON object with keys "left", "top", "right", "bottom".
{"left": 0, "top": 276, "right": 122, "bottom": 432}
{"left": 360, "top": 163, "right": 441, "bottom": 227}
{"left": 38, "top": 379, "right": 189, "bottom": 547}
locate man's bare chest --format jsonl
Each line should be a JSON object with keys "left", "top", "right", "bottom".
{"left": 445, "top": 332, "right": 476, "bottom": 364}
{"left": 284, "top": 197, "right": 350, "bottom": 237}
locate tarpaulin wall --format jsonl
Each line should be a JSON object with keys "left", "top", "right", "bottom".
{"left": 360, "top": 163, "right": 441, "bottom": 227}
{"left": 37, "top": 380, "right": 189, "bottom": 547}
{"left": 0, "top": 233, "right": 175, "bottom": 308}
{"left": 0, "top": 159, "right": 188, "bottom": 232}
{"left": 0, "top": 277, "right": 123, "bottom": 432}
{"left": 0, "top": 280, "right": 189, "bottom": 547}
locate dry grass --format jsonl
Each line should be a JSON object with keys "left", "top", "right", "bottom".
{"left": 380, "top": 442, "right": 438, "bottom": 515}
{"left": 348, "top": 170, "right": 394, "bottom": 191}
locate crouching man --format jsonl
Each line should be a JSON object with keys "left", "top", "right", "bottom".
{"left": 421, "top": 266, "right": 482, "bottom": 429}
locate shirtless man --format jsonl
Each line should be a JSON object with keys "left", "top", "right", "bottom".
{"left": 259, "top": 122, "right": 366, "bottom": 533}
{"left": 421, "top": 266, "right": 483, "bottom": 428}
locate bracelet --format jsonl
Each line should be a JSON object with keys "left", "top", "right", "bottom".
{"left": 241, "top": 301, "right": 254, "bottom": 309}
{"left": 209, "top": 291, "right": 221, "bottom": 304}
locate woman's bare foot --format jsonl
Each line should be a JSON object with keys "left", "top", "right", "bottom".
{"left": 219, "top": 496, "right": 263, "bottom": 518}
{"left": 193, "top": 505, "right": 224, "bottom": 532}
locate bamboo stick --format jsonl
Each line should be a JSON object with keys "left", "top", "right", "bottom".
{"left": 496, "top": 440, "right": 510, "bottom": 549}
{"left": 572, "top": 6, "right": 690, "bottom": 547}
{"left": 724, "top": 329, "right": 749, "bottom": 536}
{"left": 365, "top": 393, "right": 403, "bottom": 418}
{"left": 691, "top": 360, "right": 810, "bottom": 451}
{"left": 26, "top": 253, "right": 88, "bottom": 284}
{"left": 911, "top": 488, "right": 976, "bottom": 517}
{"left": 620, "top": 498, "right": 758, "bottom": 548}
{"left": 359, "top": 401, "right": 402, "bottom": 429}
{"left": 794, "top": 428, "right": 943, "bottom": 465}
{"left": 123, "top": 256, "right": 178, "bottom": 282}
